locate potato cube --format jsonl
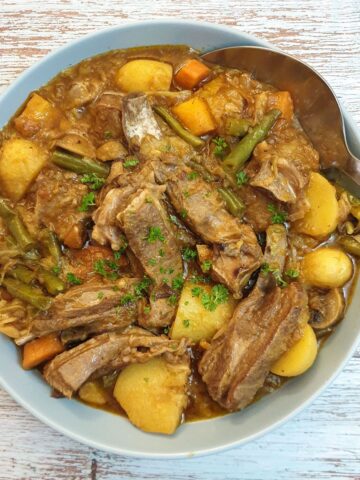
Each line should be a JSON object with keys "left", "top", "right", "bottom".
{"left": 78, "top": 381, "right": 108, "bottom": 405}
{"left": 115, "top": 59, "right": 173, "bottom": 93}
{"left": 14, "top": 93, "right": 63, "bottom": 137}
{"left": 114, "top": 357, "right": 189, "bottom": 435}
{"left": 172, "top": 97, "right": 216, "bottom": 136}
{"left": 170, "top": 282, "right": 237, "bottom": 343}
{"left": 0, "top": 138, "right": 48, "bottom": 201}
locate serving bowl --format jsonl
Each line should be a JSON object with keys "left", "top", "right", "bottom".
{"left": 0, "top": 20, "right": 360, "bottom": 458}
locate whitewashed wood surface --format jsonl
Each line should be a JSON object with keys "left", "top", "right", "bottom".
{"left": 1, "top": 1, "right": 360, "bottom": 479}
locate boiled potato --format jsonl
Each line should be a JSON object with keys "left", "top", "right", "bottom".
{"left": 271, "top": 324, "right": 318, "bottom": 377}
{"left": 115, "top": 59, "right": 173, "bottom": 92}
{"left": 0, "top": 138, "right": 48, "bottom": 201}
{"left": 113, "top": 357, "right": 189, "bottom": 435}
{"left": 170, "top": 282, "right": 237, "bottom": 343}
{"left": 294, "top": 172, "right": 339, "bottom": 238}
{"left": 78, "top": 381, "right": 107, "bottom": 405}
{"left": 302, "top": 247, "right": 353, "bottom": 288}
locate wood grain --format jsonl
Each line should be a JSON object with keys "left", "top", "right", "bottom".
{"left": 1, "top": 1, "right": 360, "bottom": 479}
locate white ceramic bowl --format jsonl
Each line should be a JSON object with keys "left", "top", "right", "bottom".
{"left": 0, "top": 20, "right": 359, "bottom": 458}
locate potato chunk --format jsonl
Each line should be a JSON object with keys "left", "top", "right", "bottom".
{"left": 115, "top": 59, "right": 173, "bottom": 93}
{"left": 0, "top": 138, "right": 48, "bottom": 201}
{"left": 170, "top": 282, "right": 237, "bottom": 343}
{"left": 271, "top": 324, "right": 318, "bottom": 377}
{"left": 14, "top": 93, "right": 64, "bottom": 137}
{"left": 172, "top": 97, "right": 216, "bottom": 136}
{"left": 78, "top": 381, "right": 107, "bottom": 405}
{"left": 294, "top": 172, "right": 339, "bottom": 238}
{"left": 114, "top": 357, "right": 189, "bottom": 435}
{"left": 302, "top": 247, "right": 353, "bottom": 288}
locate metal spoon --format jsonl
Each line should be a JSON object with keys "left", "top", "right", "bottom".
{"left": 201, "top": 46, "right": 360, "bottom": 196}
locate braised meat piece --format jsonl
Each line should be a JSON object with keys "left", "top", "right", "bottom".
{"left": 199, "top": 225, "right": 309, "bottom": 410}
{"left": 31, "top": 278, "right": 140, "bottom": 336}
{"left": 43, "top": 327, "right": 189, "bottom": 397}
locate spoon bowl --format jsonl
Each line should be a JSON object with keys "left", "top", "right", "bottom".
{"left": 202, "top": 46, "right": 360, "bottom": 196}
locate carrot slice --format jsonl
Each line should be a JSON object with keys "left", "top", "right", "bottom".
{"left": 172, "top": 97, "right": 216, "bottom": 136}
{"left": 175, "top": 59, "right": 211, "bottom": 89}
{"left": 22, "top": 334, "right": 64, "bottom": 370}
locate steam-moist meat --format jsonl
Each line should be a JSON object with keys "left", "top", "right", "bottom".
{"left": 155, "top": 160, "right": 262, "bottom": 296}
{"left": 199, "top": 282, "right": 308, "bottom": 410}
{"left": 31, "top": 278, "right": 140, "bottom": 336}
{"left": 44, "top": 327, "right": 189, "bottom": 397}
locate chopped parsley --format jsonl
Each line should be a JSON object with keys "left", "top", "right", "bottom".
{"left": 169, "top": 214, "right": 182, "bottom": 227}
{"left": 182, "top": 247, "right": 197, "bottom": 261}
{"left": 162, "top": 277, "right": 169, "bottom": 285}
{"left": 201, "top": 260, "right": 212, "bottom": 272}
{"left": 52, "top": 266, "right": 61, "bottom": 275}
{"left": 79, "top": 192, "right": 96, "bottom": 212}
{"left": 267, "top": 204, "right": 288, "bottom": 224}
{"left": 189, "top": 274, "right": 211, "bottom": 284}
{"left": 97, "top": 291, "right": 104, "bottom": 300}
{"left": 180, "top": 209, "right": 188, "bottom": 219}
{"left": 148, "top": 258, "right": 157, "bottom": 266}
{"left": 146, "top": 226, "right": 165, "bottom": 243}
{"left": 66, "top": 273, "right": 82, "bottom": 285}
{"left": 212, "top": 137, "right": 228, "bottom": 157}
{"left": 158, "top": 248, "right": 165, "bottom": 257}
{"left": 183, "top": 319, "right": 190, "bottom": 328}
{"left": 104, "top": 130, "right": 113, "bottom": 139}
{"left": 201, "top": 284, "right": 229, "bottom": 311}
{"left": 134, "top": 277, "right": 152, "bottom": 297}
{"left": 172, "top": 275, "right": 184, "bottom": 291}
{"left": 94, "top": 259, "right": 119, "bottom": 280}
{"left": 183, "top": 190, "right": 190, "bottom": 198}
{"left": 123, "top": 156, "right": 139, "bottom": 169}
{"left": 285, "top": 269, "right": 299, "bottom": 279}
{"left": 187, "top": 171, "right": 199, "bottom": 180}
{"left": 80, "top": 173, "right": 105, "bottom": 190}
{"left": 236, "top": 171, "right": 249, "bottom": 186}
{"left": 191, "top": 286, "right": 202, "bottom": 297}
{"left": 261, "top": 263, "right": 288, "bottom": 288}
{"left": 119, "top": 293, "right": 135, "bottom": 306}
{"left": 143, "top": 306, "right": 151, "bottom": 314}
{"left": 167, "top": 294, "right": 178, "bottom": 306}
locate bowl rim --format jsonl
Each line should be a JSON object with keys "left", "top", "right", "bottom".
{"left": 0, "top": 19, "right": 360, "bottom": 459}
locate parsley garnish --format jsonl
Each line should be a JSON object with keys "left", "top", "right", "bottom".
{"left": 169, "top": 214, "right": 182, "bottom": 227}
{"left": 52, "top": 266, "right": 61, "bottom": 275}
{"left": 191, "top": 286, "right": 202, "bottom": 297}
{"left": 212, "top": 137, "right": 228, "bottom": 157}
{"left": 80, "top": 173, "right": 105, "bottom": 190}
{"left": 163, "top": 326, "right": 170, "bottom": 335}
{"left": 167, "top": 294, "right": 178, "bottom": 306}
{"left": 66, "top": 273, "right": 82, "bottom": 285}
{"left": 134, "top": 277, "right": 152, "bottom": 297}
{"left": 180, "top": 209, "right": 188, "bottom": 219}
{"left": 261, "top": 263, "right": 288, "bottom": 287}
{"left": 267, "top": 204, "right": 287, "bottom": 224}
{"left": 104, "top": 130, "right": 113, "bottom": 139}
{"left": 148, "top": 258, "right": 157, "bottom": 266}
{"left": 183, "top": 319, "right": 190, "bottom": 328}
{"left": 182, "top": 247, "right": 197, "bottom": 261}
{"left": 94, "top": 259, "right": 121, "bottom": 280}
{"left": 79, "top": 192, "right": 96, "bottom": 212}
{"left": 146, "top": 226, "right": 165, "bottom": 243}
{"left": 236, "top": 171, "right": 249, "bottom": 186}
{"left": 285, "top": 269, "right": 299, "bottom": 279}
{"left": 183, "top": 190, "right": 190, "bottom": 198}
{"left": 187, "top": 171, "right": 199, "bottom": 180}
{"left": 123, "top": 156, "right": 139, "bottom": 169}
{"left": 201, "top": 284, "right": 229, "bottom": 311}
{"left": 143, "top": 306, "right": 151, "bottom": 314}
{"left": 119, "top": 293, "right": 135, "bottom": 305}
{"left": 158, "top": 248, "right": 165, "bottom": 257}
{"left": 172, "top": 275, "right": 184, "bottom": 291}
{"left": 201, "top": 260, "right": 212, "bottom": 272}
{"left": 97, "top": 291, "right": 104, "bottom": 300}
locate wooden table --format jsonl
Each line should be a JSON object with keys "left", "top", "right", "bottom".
{"left": 1, "top": 1, "right": 360, "bottom": 478}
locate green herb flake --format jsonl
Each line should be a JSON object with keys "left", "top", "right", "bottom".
{"left": 201, "top": 284, "right": 229, "bottom": 312}
{"left": 80, "top": 173, "right": 105, "bottom": 190}
{"left": 143, "top": 306, "right": 151, "bottom": 314}
{"left": 172, "top": 275, "right": 184, "bottom": 291}
{"left": 148, "top": 258, "right": 157, "bottom": 266}
{"left": 52, "top": 266, "right": 61, "bottom": 275}
{"left": 167, "top": 294, "right": 178, "bottom": 306}
{"left": 134, "top": 277, "right": 152, "bottom": 298}
{"left": 93, "top": 259, "right": 119, "bottom": 280}
{"left": 183, "top": 190, "right": 190, "bottom": 198}
{"left": 79, "top": 192, "right": 96, "bottom": 212}
{"left": 123, "top": 156, "right": 139, "bottom": 169}
{"left": 191, "top": 286, "right": 203, "bottom": 297}
{"left": 104, "top": 130, "right": 113, "bottom": 139}
{"left": 183, "top": 319, "right": 190, "bottom": 328}
{"left": 146, "top": 226, "right": 165, "bottom": 243}
{"left": 66, "top": 273, "right": 82, "bottom": 285}
{"left": 212, "top": 137, "right": 228, "bottom": 157}
{"left": 267, "top": 204, "right": 288, "bottom": 224}
{"left": 180, "top": 209, "right": 188, "bottom": 219}
{"left": 119, "top": 293, "right": 135, "bottom": 306}
{"left": 285, "top": 269, "right": 299, "bottom": 279}
{"left": 158, "top": 248, "right": 165, "bottom": 257}
{"left": 187, "top": 171, "right": 199, "bottom": 180}
{"left": 261, "top": 263, "right": 288, "bottom": 288}
{"left": 236, "top": 171, "right": 249, "bottom": 186}
{"left": 182, "top": 247, "right": 197, "bottom": 261}
{"left": 201, "top": 260, "right": 212, "bottom": 272}
{"left": 163, "top": 326, "right": 170, "bottom": 335}
{"left": 97, "top": 291, "right": 105, "bottom": 300}
{"left": 169, "top": 214, "right": 182, "bottom": 227}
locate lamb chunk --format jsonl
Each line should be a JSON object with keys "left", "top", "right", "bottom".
{"left": 43, "top": 327, "right": 189, "bottom": 397}
{"left": 31, "top": 278, "right": 140, "bottom": 336}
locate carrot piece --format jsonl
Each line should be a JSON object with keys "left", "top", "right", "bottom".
{"left": 22, "top": 334, "right": 64, "bottom": 370}
{"left": 267, "top": 91, "right": 294, "bottom": 121}
{"left": 175, "top": 59, "right": 211, "bottom": 89}
{"left": 172, "top": 97, "right": 216, "bottom": 136}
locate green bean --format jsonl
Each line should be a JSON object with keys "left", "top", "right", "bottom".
{"left": 52, "top": 149, "right": 110, "bottom": 177}
{"left": 38, "top": 268, "right": 66, "bottom": 296}
{"left": 223, "top": 109, "right": 281, "bottom": 172}
{"left": 153, "top": 106, "right": 205, "bottom": 148}
{"left": 224, "top": 118, "right": 250, "bottom": 137}
{"left": 0, "top": 198, "right": 36, "bottom": 251}
{"left": 186, "top": 160, "right": 215, "bottom": 182}
{"left": 2, "top": 278, "right": 52, "bottom": 311}
{"left": 7, "top": 265, "right": 36, "bottom": 284}
{"left": 41, "top": 229, "right": 62, "bottom": 266}
{"left": 338, "top": 236, "right": 360, "bottom": 257}
{"left": 218, "top": 188, "right": 245, "bottom": 218}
